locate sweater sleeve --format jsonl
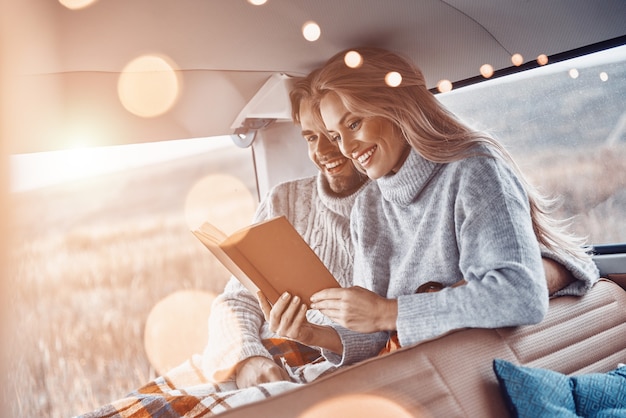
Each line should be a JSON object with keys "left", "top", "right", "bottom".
{"left": 540, "top": 245, "right": 600, "bottom": 297}
{"left": 395, "top": 157, "right": 550, "bottom": 347}
{"left": 320, "top": 327, "right": 390, "bottom": 366}
{"left": 201, "top": 277, "right": 272, "bottom": 381}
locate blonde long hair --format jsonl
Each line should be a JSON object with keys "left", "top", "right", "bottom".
{"left": 297, "top": 46, "right": 589, "bottom": 260}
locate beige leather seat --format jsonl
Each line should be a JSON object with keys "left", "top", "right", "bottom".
{"left": 218, "top": 279, "right": 626, "bottom": 417}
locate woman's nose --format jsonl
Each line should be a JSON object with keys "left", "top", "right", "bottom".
{"left": 338, "top": 134, "right": 356, "bottom": 157}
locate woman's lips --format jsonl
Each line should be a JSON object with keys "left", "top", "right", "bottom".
{"left": 354, "top": 145, "right": 377, "bottom": 167}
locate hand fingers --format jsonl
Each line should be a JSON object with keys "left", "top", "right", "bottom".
{"left": 310, "top": 287, "right": 346, "bottom": 302}
{"left": 310, "top": 296, "right": 344, "bottom": 312}
{"left": 268, "top": 292, "right": 294, "bottom": 325}
{"left": 274, "top": 295, "right": 305, "bottom": 335}
{"left": 263, "top": 292, "right": 307, "bottom": 336}
{"left": 257, "top": 291, "right": 272, "bottom": 321}
{"left": 316, "top": 307, "right": 342, "bottom": 324}
{"left": 236, "top": 357, "right": 290, "bottom": 388}
{"left": 290, "top": 303, "right": 308, "bottom": 330}
{"left": 310, "top": 286, "right": 374, "bottom": 310}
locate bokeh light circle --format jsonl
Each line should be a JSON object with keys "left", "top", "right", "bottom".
{"left": 511, "top": 53, "right": 524, "bottom": 66}
{"left": 59, "top": 0, "right": 98, "bottom": 10}
{"left": 298, "top": 393, "right": 426, "bottom": 418}
{"left": 536, "top": 54, "right": 549, "bottom": 66}
{"left": 144, "top": 290, "right": 215, "bottom": 375}
{"left": 302, "top": 21, "right": 321, "bottom": 42}
{"left": 344, "top": 51, "right": 363, "bottom": 68}
{"left": 480, "top": 64, "right": 494, "bottom": 78}
{"left": 385, "top": 71, "right": 402, "bottom": 87}
{"left": 184, "top": 174, "right": 256, "bottom": 234}
{"left": 437, "top": 79, "right": 453, "bottom": 93}
{"left": 118, "top": 54, "right": 181, "bottom": 118}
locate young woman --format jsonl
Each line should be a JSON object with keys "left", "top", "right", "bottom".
{"left": 264, "top": 47, "right": 599, "bottom": 366}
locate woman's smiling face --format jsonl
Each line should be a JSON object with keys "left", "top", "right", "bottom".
{"left": 320, "top": 91, "right": 409, "bottom": 180}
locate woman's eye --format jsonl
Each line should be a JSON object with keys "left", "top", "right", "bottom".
{"left": 305, "top": 135, "right": 317, "bottom": 142}
{"left": 330, "top": 134, "right": 341, "bottom": 142}
{"left": 348, "top": 120, "right": 361, "bottom": 130}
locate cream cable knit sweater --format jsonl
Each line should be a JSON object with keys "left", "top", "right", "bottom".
{"left": 202, "top": 174, "right": 366, "bottom": 381}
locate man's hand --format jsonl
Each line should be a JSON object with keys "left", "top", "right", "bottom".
{"left": 258, "top": 291, "right": 314, "bottom": 344}
{"left": 235, "top": 356, "right": 290, "bottom": 389}
{"left": 310, "top": 286, "right": 397, "bottom": 333}
{"left": 258, "top": 291, "right": 344, "bottom": 354}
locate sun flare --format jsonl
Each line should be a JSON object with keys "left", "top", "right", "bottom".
{"left": 184, "top": 174, "right": 256, "bottom": 234}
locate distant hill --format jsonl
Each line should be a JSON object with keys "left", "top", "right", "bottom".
{"left": 10, "top": 145, "right": 256, "bottom": 241}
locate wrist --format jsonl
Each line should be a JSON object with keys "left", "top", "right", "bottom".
{"left": 378, "top": 298, "right": 398, "bottom": 331}
{"left": 308, "top": 323, "right": 343, "bottom": 354}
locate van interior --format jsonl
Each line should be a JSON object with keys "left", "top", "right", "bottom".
{"left": 1, "top": 1, "right": 625, "bottom": 417}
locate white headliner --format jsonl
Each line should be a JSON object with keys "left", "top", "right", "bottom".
{"left": 2, "top": 0, "right": 625, "bottom": 153}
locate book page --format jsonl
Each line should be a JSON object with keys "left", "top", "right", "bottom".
{"left": 194, "top": 222, "right": 228, "bottom": 246}
{"left": 192, "top": 226, "right": 260, "bottom": 297}
{"left": 221, "top": 216, "right": 339, "bottom": 305}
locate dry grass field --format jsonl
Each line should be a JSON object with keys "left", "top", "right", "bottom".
{"left": 5, "top": 144, "right": 257, "bottom": 417}
{"left": 3, "top": 140, "right": 625, "bottom": 417}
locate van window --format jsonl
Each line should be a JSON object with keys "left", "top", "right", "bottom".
{"left": 7, "top": 136, "right": 258, "bottom": 417}
{"left": 437, "top": 45, "right": 626, "bottom": 245}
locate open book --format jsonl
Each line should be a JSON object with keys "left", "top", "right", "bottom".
{"left": 192, "top": 216, "right": 340, "bottom": 306}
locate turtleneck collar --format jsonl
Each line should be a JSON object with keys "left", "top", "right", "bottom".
{"left": 376, "top": 148, "right": 441, "bottom": 206}
{"left": 316, "top": 173, "right": 371, "bottom": 218}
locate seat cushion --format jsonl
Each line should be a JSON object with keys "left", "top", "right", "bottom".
{"left": 218, "top": 280, "right": 626, "bottom": 418}
{"left": 493, "top": 359, "right": 626, "bottom": 418}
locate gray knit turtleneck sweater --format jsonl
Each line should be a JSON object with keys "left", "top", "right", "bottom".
{"left": 325, "top": 147, "right": 599, "bottom": 367}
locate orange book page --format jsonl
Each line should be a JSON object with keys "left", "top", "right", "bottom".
{"left": 221, "top": 216, "right": 339, "bottom": 305}
{"left": 192, "top": 224, "right": 264, "bottom": 299}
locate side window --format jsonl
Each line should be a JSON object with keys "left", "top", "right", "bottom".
{"left": 8, "top": 136, "right": 258, "bottom": 416}
{"left": 437, "top": 45, "right": 626, "bottom": 245}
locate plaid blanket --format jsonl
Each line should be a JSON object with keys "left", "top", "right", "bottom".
{"left": 75, "top": 339, "right": 336, "bottom": 418}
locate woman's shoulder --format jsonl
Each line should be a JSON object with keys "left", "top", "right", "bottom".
{"left": 446, "top": 143, "right": 527, "bottom": 201}
{"left": 448, "top": 143, "right": 513, "bottom": 177}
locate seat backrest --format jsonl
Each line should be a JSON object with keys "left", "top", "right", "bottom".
{"left": 219, "top": 279, "right": 626, "bottom": 417}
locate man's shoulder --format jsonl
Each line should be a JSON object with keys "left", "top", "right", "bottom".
{"left": 272, "top": 175, "right": 317, "bottom": 190}
{"left": 263, "top": 175, "right": 318, "bottom": 205}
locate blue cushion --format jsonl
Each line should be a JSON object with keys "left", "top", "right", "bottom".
{"left": 492, "top": 359, "right": 576, "bottom": 417}
{"left": 572, "top": 366, "right": 626, "bottom": 417}
{"left": 493, "top": 359, "right": 626, "bottom": 418}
